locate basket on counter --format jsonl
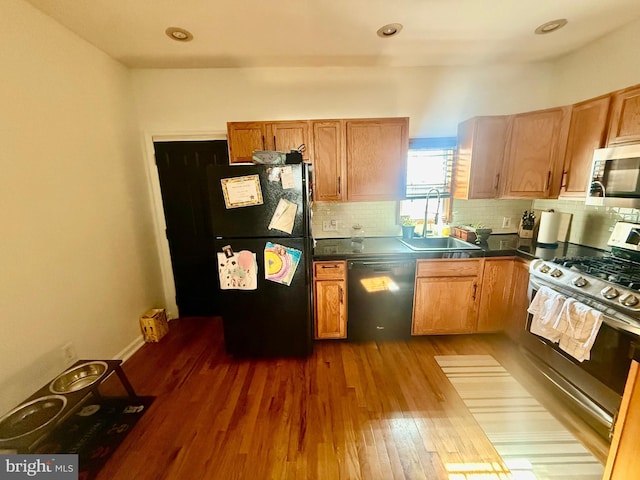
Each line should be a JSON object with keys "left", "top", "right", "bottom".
{"left": 452, "top": 226, "right": 492, "bottom": 243}
{"left": 453, "top": 227, "right": 476, "bottom": 243}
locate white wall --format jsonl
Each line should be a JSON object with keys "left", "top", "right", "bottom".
{"left": 131, "top": 64, "right": 556, "bottom": 138}
{"left": 0, "top": 0, "right": 164, "bottom": 414}
{"left": 552, "top": 17, "right": 640, "bottom": 104}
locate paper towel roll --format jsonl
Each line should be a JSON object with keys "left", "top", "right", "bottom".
{"left": 537, "top": 210, "right": 561, "bottom": 245}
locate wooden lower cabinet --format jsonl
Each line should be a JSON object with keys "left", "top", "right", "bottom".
{"left": 412, "top": 259, "right": 482, "bottom": 335}
{"left": 604, "top": 360, "right": 640, "bottom": 479}
{"left": 477, "top": 258, "right": 514, "bottom": 332}
{"left": 412, "top": 257, "right": 529, "bottom": 336}
{"left": 313, "top": 261, "right": 347, "bottom": 339}
{"left": 506, "top": 258, "right": 531, "bottom": 343}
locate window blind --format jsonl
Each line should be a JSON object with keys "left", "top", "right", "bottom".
{"left": 405, "top": 137, "right": 456, "bottom": 198}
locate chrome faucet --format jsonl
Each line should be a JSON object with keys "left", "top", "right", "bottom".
{"left": 423, "top": 188, "right": 441, "bottom": 237}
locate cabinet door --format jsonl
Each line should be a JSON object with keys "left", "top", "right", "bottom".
{"left": 477, "top": 258, "right": 514, "bottom": 333}
{"left": 604, "top": 360, "right": 640, "bottom": 479}
{"left": 502, "top": 107, "right": 570, "bottom": 199}
{"left": 311, "top": 120, "right": 344, "bottom": 201}
{"left": 607, "top": 85, "right": 640, "bottom": 145}
{"left": 454, "top": 116, "right": 509, "bottom": 199}
{"left": 315, "top": 280, "right": 346, "bottom": 339}
{"left": 506, "top": 259, "right": 530, "bottom": 343}
{"left": 345, "top": 118, "right": 409, "bottom": 201}
{"left": 412, "top": 259, "right": 481, "bottom": 335}
{"left": 560, "top": 95, "right": 611, "bottom": 198}
{"left": 227, "top": 122, "right": 267, "bottom": 163}
{"left": 412, "top": 276, "right": 479, "bottom": 334}
{"left": 270, "top": 121, "right": 310, "bottom": 161}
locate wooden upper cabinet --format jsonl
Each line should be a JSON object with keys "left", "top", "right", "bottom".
{"left": 607, "top": 85, "right": 640, "bottom": 145}
{"left": 270, "top": 121, "right": 310, "bottom": 161}
{"left": 501, "top": 106, "right": 570, "bottom": 199}
{"left": 311, "top": 120, "right": 344, "bottom": 201}
{"left": 227, "top": 120, "right": 310, "bottom": 164}
{"left": 227, "top": 122, "right": 267, "bottom": 163}
{"left": 454, "top": 116, "right": 509, "bottom": 199}
{"left": 560, "top": 95, "right": 611, "bottom": 198}
{"left": 345, "top": 118, "right": 409, "bottom": 202}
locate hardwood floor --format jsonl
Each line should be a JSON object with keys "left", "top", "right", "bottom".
{"left": 97, "top": 317, "right": 609, "bottom": 479}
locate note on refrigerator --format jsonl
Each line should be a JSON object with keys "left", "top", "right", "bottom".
{"left": 280, "top": 166, "right": 295, "bottom": 189}
{"left": 268, "top": 198, "right": 297, "bottom": 234}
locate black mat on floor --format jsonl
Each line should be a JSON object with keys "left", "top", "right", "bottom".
{"left": 35, "top": 396, "right": 154, "bottom": 480}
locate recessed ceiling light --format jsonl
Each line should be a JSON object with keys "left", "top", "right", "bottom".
{"left": 165, "top": 27, "right": 193, "bottom": 42}
{"left": 377, "top": 23, "right": 403, "bottom": 38}
{"left": 534, "top": 18, "right": 568, "bottom": 35}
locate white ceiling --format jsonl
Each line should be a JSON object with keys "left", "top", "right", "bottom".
{"left": 24, "top": 0, "right": 640, "bottom": 68}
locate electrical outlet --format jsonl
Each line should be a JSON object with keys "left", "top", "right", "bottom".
{"left": 502, "top": 216, "right": 512, "bottom": 228}
{"left": 61, "top": 342, "right": 77, "bottom": 364}
{"left": 322, "top": 220, "right": 338, "bottom": 231}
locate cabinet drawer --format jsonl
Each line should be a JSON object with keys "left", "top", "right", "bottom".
{"left": 416, "top": 259, "right": 482, "bottom": 277}
{"left": 314, "top": 261, "right": 346, "bottom": 280}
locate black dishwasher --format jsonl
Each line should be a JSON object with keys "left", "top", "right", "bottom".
{"left": 347, "top": 259, "right": 416, "bottom": 341}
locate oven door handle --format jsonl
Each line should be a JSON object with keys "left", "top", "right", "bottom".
{"left": 528, "top": 275, "right": 640, "bottom": 336}
{"left": 604, "top": 316, "right": 640, "bottom": 337}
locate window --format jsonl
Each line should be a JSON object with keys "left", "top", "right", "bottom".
{"left": 399, "top": 137, "right": 456, "bottom": 231}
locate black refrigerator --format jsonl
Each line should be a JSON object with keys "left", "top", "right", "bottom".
{"left": 206, "top": 163, "right": 313, "bottom": 357}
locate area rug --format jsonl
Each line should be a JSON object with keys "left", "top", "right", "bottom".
{"left": 34, "top": 396, "right": 154, "bottom": 480}
{"left": 435, "top": 355, "right": 603, "bottom": 480}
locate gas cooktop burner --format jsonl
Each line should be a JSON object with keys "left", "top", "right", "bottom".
{"left": 552, "top": 256, "right": 640, "bottom": 290}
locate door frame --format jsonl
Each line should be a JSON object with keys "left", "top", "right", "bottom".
{"left": 142, "top": 131, "right": 227, "bottom": 319}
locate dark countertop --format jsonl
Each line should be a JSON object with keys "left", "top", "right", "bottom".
{"left": 313, "top": 234, "right": 608, "bottom": 261}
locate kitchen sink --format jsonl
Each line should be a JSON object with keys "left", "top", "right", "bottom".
{"left": 398, "top": 236, "right": 481, "bottom": 251}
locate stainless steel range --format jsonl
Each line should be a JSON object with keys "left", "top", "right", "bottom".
{"left": 524, "top": 222, "right": 640, "bottom": 440}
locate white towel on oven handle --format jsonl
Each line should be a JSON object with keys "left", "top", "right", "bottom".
{"left": 527, "top": 285, "right": 566, "bottom": 342}
{"left": 553, "top": 298, "right": 603, "bottom": 362}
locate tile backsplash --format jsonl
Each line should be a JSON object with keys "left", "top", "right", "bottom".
{"left": 311, "top": 199, "right": 532, "bottom": 239}
{"left": 451, "top": 199, "right": 533, "bottom": 234}
{"left": 312, "top": 197, "right": 640, "bottom": 250}
{"left": 532, "top": 198, "right": 640, "bottom": 250}
{"left": 312, "top": 201, "right": 400, "bottom": 238}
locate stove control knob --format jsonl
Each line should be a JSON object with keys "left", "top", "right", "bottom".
{"left": 573, "top": 277, "right": 588, "bottom": 287}
{"left": 539, "top": 264, "right": 551, "bottom": 274}
{"left": 550, "top": 268, "right": 563, "bottom": 278}
{"left": 602, "top": 286, "right": 620, "bottom": 299}
{"left": 620, "top": 294, "right": 639, "bottom": 307}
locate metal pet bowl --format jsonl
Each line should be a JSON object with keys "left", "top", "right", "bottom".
{"left": 0, "top": 395, "right": 67, "bottom": 441}
{"left": 49, "top": 361, "right": 108, "bottom": 394}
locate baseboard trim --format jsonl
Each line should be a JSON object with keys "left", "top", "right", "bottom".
{"left": 114, "top": 335, "right": 145, "bottom": 363}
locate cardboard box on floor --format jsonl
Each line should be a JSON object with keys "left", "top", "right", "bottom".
{"left": 140, "top": 308, "right": 169, "bottom": 342}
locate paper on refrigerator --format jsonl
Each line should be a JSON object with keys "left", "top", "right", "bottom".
{"left": 264, "top": 242, "right": 302, "bottom": 286}
{"left": 217, "top": 249, "right": 257, "bottom": 290}
{"left": 268, "top": 198, "right": 297, "bottom": 234}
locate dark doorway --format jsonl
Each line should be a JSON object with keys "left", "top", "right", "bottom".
{"left": 153, "top": 140, "right": 229, "bottom": 316}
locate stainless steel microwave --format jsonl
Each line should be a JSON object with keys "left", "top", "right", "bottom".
{"left": 586, "top": 143, "right": 640, "bottom": 207}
